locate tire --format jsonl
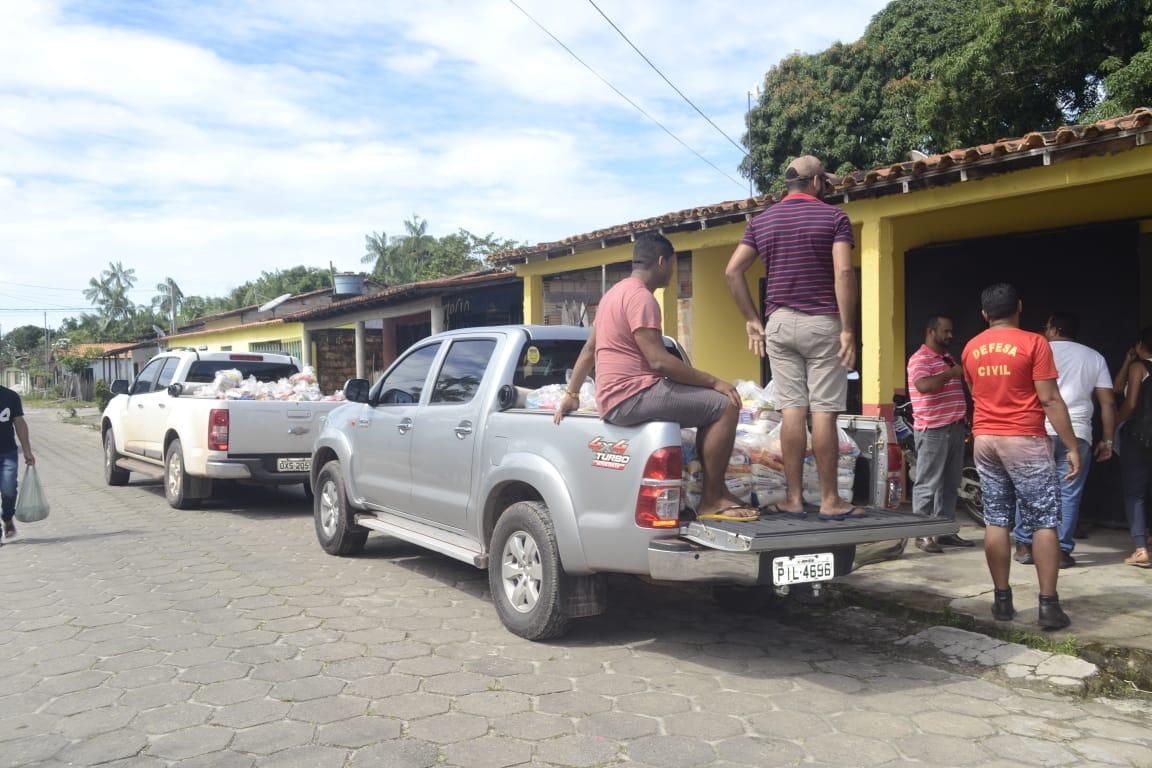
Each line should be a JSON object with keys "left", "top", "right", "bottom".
{"left": 712, "top": 585, "right": 780, "bottom": 613}
{"left": 960, "top": 466, "right": 986, "bottom": 527}
{"left": 488, "top": 501, "right": 570, "bottom": 641}
{"left": 313, "top": 461, "right": 367, "bottom": 556}
{"left": 164, "top": 439, "right": 201, "bottom": 510}
{"left": 103, "top": 429, "right": 129, "bottom": 486}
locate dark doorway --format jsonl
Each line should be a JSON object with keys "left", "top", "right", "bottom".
{"left": 905, "top": 221, "right": 1142, "bottom": 528}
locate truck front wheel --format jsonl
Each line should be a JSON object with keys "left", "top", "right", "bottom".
{"left": 314, "top": 461, "right": 367, "bottom": 556}
{"left": 165, "top": 439, "right": 202, "bottom": 510}
{"left": 489, "top": 501, "right": 570, "bottom": 641}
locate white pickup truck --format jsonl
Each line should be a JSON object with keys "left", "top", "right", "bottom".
{"left": 310, "top": 325, "right": 957, "bottom": 640}
{"left": 101, "top": 350, "right": 342, "bottom": 509}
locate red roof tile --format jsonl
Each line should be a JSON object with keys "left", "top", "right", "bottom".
{"left": 492, "top": 107, "right": 1152, "bottom": 264}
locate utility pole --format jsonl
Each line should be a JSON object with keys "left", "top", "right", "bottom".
{"left": 169, "top": 279, "right": 177, "bottom": 335}
{"left": 746, "top": 89, "right": 754, "bottom": 198}
{"left": 43, "top": 312, "right": 50, "bottom": 395}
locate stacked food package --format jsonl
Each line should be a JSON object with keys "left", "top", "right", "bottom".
{"left": 525, "top": 380, "right": 596, "bottom": 412}
{"left": 184, "top": 367, "right": 345, "bottom": 402}
{"left": 681, "top": 380, "right": 860, "bottom": 512}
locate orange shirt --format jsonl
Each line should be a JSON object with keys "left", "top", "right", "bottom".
{"left": 962, "top": 327, "right": 1057, "bottom": 437}
{"left": 593, "top": 277, "right": 663, "bottom": 416}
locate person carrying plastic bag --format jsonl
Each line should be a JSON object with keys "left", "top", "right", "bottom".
{"left": 0, "top": 382, "right": 36, "bottom": 542}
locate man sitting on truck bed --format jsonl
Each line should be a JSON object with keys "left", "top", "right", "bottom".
{"left": 554, "top": 234, "right": 755, "bottom": 521}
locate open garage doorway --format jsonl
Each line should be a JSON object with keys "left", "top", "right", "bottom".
{"left": 905, "top": 221, "right": 1147, "bottom": 529}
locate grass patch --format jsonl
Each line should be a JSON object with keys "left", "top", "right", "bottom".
{"left": 22, "top": 398, "right": 96, "bottom": 410}
{"left": 1004, "top": 629, "right": 1082, "bottom": 657}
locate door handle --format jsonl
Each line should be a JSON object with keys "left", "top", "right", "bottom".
{"left": 454, "top": 420, "right": 473, "bottom": 439}
{"left": 397, "top": 418, "right": 414, "bottom": 435}
{"left": 158, "top": 403, "right": 165, "bottom": 409}
{"left": 357, "top": 418, "right": 370, "bottom": 427}
{"left": 136, "top": 403, "right": 144, "bottom": 409}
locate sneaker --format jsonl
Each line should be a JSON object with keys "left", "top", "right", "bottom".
{"left": 992, "top": 588, "right": 1015, "bottom": 621}
{"left": 1124, "top": 548, "right": 1151, "bottom": 568}
{"left": 915, "top": 537, "right": 943, "bottom": 553}
{"left": 1058, "top": 551, "right": 1076, "bottom": 569}
{"left": 2, "top": 519, "right": 14, "bottom": 540}
{"left": 1014, "top": 544, "right": 1033, "bottom": 565}
{"left": 1038, "top": 594, "right": 1070, "bottom": 630}
{"left": 937, "top": 533, "right": 975, "bottom": 548}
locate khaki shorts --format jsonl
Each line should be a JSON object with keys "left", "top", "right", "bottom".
{"left": 765, "top": 307, "right": 847, "bottom": 412}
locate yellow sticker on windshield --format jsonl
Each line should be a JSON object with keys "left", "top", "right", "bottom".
{"left": 526, "top": 346, "right": 541, "bottom": 365}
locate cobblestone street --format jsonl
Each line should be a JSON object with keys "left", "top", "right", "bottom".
{"left": 2, "top": 411, "right": 1151, "bottom": 768}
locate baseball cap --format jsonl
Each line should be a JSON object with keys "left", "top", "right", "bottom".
{"left": 784, "top": 155, "right": 842, "bottom": 186}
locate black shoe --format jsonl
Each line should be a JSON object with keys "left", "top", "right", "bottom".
{"left": 992, "top": 588, "right": 1015, "bottom": 621}
{"left": 1014, "top": 544, "right": 1033, "bottom": 565}
{"left": 1059, "top": 551, "right": 1076, "bottom": 569}
{"left": 937, "top": 533, "right": 975, "bottom": 548}
{"left": 915, "top": 537, "right": 943, "bottom": 553}
{"left": 1038, "top": 594, "right": 1070, "bottom": 630}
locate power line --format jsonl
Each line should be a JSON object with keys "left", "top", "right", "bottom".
{"left": 584, "top": 0, "right": 748, "bottom": 158}
{"left": 505, "top": 0, "right": 745, "bottom": 190}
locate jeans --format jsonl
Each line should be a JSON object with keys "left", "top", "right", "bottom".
{"left": 1014, "top": 438, "right": 1089, "bottom": 553}
{"left": 1120, "top": 433, "right": 1152, "bottom": 549}
{"left": 912, "top": 421, "right": 965, "bottom": 521}
{"left": 0, "top": 450, "right": 18, "bottom": 521}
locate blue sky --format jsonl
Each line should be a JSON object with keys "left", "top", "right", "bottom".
{"left": 0, "top": 0, "right": 889, "bottom": 336}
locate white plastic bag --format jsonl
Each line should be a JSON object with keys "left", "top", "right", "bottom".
{"left": 14, "top": 465, "right": 49, "bottom": 523}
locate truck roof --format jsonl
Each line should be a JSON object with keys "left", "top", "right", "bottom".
{"left": 428, "top": 325, "right": 590, "bottom": 342}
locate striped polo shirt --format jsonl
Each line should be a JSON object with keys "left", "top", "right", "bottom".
{"left": 740, "top": 193, "right": 854, "bottom": 317}
{"left": 907, "top": 344, "right": 967, "bottom": 430}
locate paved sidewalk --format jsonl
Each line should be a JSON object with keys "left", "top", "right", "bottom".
{"left": 843, "top": 519, "right": 1152, "bottom": 685}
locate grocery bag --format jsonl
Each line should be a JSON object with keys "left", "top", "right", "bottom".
{"left": 14, "top": 465, "right": 49, "bottom": 523}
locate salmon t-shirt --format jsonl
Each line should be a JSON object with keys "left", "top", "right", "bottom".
{"left": 593, "top": 276, "right": 663, "bottom": 416}
{"left": 962, "top": 327, "right": 1057, "bottom": 437}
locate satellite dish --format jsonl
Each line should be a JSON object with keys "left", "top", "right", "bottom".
{"left": 151, "top": 325, "right": 167, "bottom": 338}
{"left": 258, "top": 293, "right": 292, "bottom": 312}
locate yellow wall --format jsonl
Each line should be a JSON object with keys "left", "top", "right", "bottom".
{"left": 166, "top": 323, "right": 305, "bottom": 354}
{"left": 514, "top": 145, "right": 1152, "bottom": 409}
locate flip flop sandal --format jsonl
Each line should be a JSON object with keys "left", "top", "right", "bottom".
{"left": 816, "top": 507, "right": 868, "bottom": 522}
{"left": 697, "top": 504, "right": 761, "bottom": 522}
{"left": 759, "top": 503, "right": 807, "bottom": 520}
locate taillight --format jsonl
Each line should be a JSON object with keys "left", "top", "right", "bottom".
{"left": 635, "top": 447, "right": 683, "bottom": 529}
{"left": 208, "top": 409, "right": 229, "bottom": 451}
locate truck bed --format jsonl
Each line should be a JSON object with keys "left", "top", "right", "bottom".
{"left": 681, "top": 507, "right": 958, "bottom": 552}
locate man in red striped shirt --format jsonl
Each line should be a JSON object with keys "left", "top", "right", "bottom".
{"left": 726, "top": 155, "right": 861, "bottom": 521}
{"left": 907, "top": 315, "right": 974, "bottom": 552}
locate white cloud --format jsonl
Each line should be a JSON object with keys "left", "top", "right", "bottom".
{"left": 0, "top": 0, "right": 888, "bottom": 333}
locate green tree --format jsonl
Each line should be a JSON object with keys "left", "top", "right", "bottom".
{"left": 362, "top": 216, "right": 520, "bottom": 285}
{"left": 743, "top": 0, "right": 1152, "bottom": 192}
{"left": 3, "top": 325, "right": 45, "bottom": 354}
{"left": 82, "top": 261, "right": 138, "bottom": 332}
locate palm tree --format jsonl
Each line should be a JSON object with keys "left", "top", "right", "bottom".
{"left": 152, "top": 277, "right": 184, "bottom": 334}
{"left": 361, "top": 215, "right": 435, "bottom": 286}
{"left": 82, "top": 261, "right": 137, "bottom": 335}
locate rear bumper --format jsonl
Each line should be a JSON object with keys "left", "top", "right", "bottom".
{"left": 203, "top": 457, "right": 309, "bottom": 483}
{"left": 647, "top": 537, "right": 855, "bottom": 587}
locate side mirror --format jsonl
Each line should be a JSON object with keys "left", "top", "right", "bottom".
{"left": 110, "top": 380, "right": 129, "bottom": 395}
{"left": 167, "top": 383, "right": 185, "bottom": 397}
{"left": 344, "top": 378, "right": 371, "bottom": 404}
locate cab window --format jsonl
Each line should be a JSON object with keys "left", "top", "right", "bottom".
{"left": 431, "top": 340, "right": 496, "bottom": 404}
{"left": 375, "top": 344, "right": 440, "bottom": 406}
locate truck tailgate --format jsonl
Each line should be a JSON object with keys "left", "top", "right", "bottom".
{"left": 226, "top": 403, "right": 337, "bottom": 456}
{"left": 681, "top": 508, "right": 958, "bottom": 552}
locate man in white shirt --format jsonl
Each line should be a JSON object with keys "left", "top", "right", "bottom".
{"left": 1014, "top": 312, "right": 1116, "bottom": 568}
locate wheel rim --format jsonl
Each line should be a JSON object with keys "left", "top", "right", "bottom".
{"left": 167, "top": 451, "right": 182, "bottom": 498}
{"left": 500, "top": 530, "right": 543, "bottom": 614}
{"left": 319, "top": 479, "right": 340, "bottom": 538}
{"left": 104, "top": 434, "right": 114, "bottom": 473}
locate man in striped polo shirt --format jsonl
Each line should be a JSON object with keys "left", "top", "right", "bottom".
{"left": 726, "top": 155, "right": 861, "bottom": 521}
{"left": 907, "top": 315, "right": 974, "bottom": 552}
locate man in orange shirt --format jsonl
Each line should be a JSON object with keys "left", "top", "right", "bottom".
{"left": 962, "top": 283, "right": 1080, "bottom": 630}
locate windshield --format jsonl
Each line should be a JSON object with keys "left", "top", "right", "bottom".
{"left": 186, "top": 360, "right": 299, "bottom": 384}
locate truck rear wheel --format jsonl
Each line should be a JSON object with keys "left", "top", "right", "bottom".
{"left": 165, "top": 439, "right": 203, "bottom": 510}
{"left": 103, "top": 429, "right": 129, "bottom": 486}
{"left": 314, "top": 461, "right": 367, "bottom": 556}
{"left": 489, "top": 501, "right": 570, "bottom": 641}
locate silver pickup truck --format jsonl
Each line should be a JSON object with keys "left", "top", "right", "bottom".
{"left": 311, "top": 325, "right": 956, "bottom": 640}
